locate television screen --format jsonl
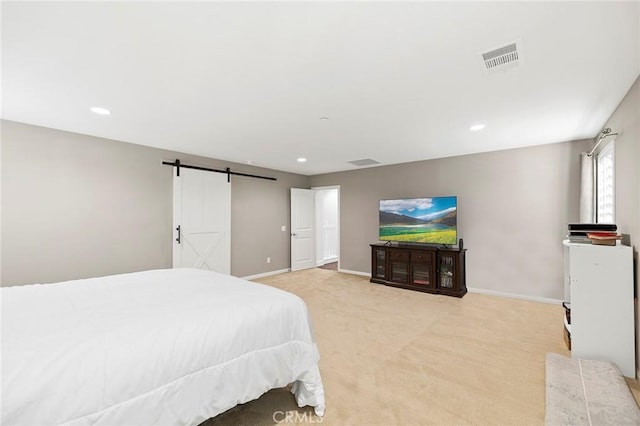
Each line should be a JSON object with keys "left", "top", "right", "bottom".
{"left": 379, "top": 196, "right": 457, "bottom": 244}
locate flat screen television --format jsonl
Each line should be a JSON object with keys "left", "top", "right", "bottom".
{"left": 379, "top": 196, "right": 457, "bottom": 245}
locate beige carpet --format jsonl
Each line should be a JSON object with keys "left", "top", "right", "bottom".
{"left": 203, "top": 268, "right": 637, "bottom": 425}
{"left": 317, "top": 262, "right": 338, "bottom": 271}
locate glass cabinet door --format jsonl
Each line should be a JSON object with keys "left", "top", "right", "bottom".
{"left": 374, "top": 249, "right": 386, "bottom": 279}
{"left": 439, "top": 255, "right": 455, "bottom": 289}
{"left": 391, "top": 262, "right": 409, "bottom": 283}
{"left": 411, "top": 262, "right": 432, "bottom": 286}
{"left": 410, "top": 250, "right": 434, "bottom": 288}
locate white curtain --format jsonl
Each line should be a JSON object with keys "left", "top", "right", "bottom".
{"left": 579, "top": 152, "right": 594, "bottom": 223}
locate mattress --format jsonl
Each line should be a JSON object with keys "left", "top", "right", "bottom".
{"left": 1, "top": 268, "right": 325, "bottom": 425}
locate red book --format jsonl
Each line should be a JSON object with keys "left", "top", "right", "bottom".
{"left": 586, "top": 232, "right": 621, "bottom": 240}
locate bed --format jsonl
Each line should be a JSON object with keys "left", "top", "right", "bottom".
{"left": 1, "top": 268, "right": 325, "bottom": 425}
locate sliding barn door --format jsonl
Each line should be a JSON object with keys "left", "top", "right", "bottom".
{"left": 173, "top": 169, "right": 230, "bottom": 274}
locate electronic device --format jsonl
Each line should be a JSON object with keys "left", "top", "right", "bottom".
{"left": 379, "top": 196, "right": 457, "bottom": 245}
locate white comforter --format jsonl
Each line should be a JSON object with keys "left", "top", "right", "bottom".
{"left": 1, "top": 268, "right": 325, "bottom": 425}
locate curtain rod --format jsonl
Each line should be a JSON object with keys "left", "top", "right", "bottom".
{"left": 162, "top": 159, "right": 277, "bottom": 182}
{"left": 587, "top": 128, "right": 618, "bottom": 157}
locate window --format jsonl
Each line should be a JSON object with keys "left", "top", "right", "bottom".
{"left": 595, "top": 141, "right": 615, "bottom": 223}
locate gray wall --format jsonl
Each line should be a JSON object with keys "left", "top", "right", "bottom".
{"left": 600, "top": 76, "right": 639, "bottom": 370}
{"left": 310, "top": 139, "right": 592, "bottom": 301}
{"left": 4, "top": 73, "right": 637, "bottom": 302}
{"left": 1, "top": 120, "right": 309, "bottom": 286}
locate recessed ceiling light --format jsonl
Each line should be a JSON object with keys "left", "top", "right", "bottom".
{"left": 320, "top": 117, "right": 329, "bottom": 121}
{"left": 90, "top": 107, "right": 111, "bottom": 115}
{"left": 297, "top": 157, "right": 307, "bottom": 163}
{"left": 469, "top": 124, "right": 486, "bottom": 131}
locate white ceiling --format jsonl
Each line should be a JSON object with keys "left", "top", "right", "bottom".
{"left": 2, "top": 1, "right": 639, "bottom": 175}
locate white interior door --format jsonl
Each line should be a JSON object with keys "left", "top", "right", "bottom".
{"left": 173, "top": 168, "right": 230, "bottom": 274}
{"left": 290, "top": 188, "right": 315, "bottom": 272}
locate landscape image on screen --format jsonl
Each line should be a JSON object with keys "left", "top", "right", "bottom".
{"left": 379, "top": 196, "right": 457, "bottom": 244}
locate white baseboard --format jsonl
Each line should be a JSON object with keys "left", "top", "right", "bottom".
{"left": 244, "top": 269, "right": 562, "bottom": 306}
{"left": 241, "top": 268, "right": 290, "bottom": 281}
{"left": 467, "top": 287, "right": 563, "bottom": 305}
{"left": 317, "top": 257, "right": 338, "bottom": 266}
{"left": 337, "top": 268, "right": 371, "bottom": 277}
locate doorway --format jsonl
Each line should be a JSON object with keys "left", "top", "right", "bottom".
{"left": 314, "top": 186, "right": 340, "bottom": 271}
{"left": 289, "top": 186, "right": 340, "bottom": 272}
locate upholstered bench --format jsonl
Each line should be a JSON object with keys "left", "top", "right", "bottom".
{"left": 545, "top": 353, "right": 640, "bottom": 425}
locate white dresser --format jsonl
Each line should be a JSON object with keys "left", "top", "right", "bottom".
{"left": 563, "top": 240, "right": 636, "bottom": 377}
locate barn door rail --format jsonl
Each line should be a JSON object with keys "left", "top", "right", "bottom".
{"left": 162, "top": 159, "right": 277, "bottom": 182}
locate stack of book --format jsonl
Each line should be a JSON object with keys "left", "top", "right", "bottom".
{"left": 567, "top": 223, "right": 620, "bottom": 245}
{"left": 586, "top": 231, "right": 622, "bottom": 246}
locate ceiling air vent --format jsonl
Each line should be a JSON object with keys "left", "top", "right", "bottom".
{"left": 348, "top": 158, "right": 381, "bottom": 167}
{"left": 480, "top": 40, "right": 522, "bottom": 73}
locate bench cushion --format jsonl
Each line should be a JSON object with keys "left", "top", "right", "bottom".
{"left": 546, "top": 353, "right": 640, "bottom": 425}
